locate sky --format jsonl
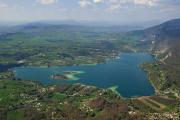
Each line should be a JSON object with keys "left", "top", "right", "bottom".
{"left": 0, "top": 0, "right": 180, "bottom": 24}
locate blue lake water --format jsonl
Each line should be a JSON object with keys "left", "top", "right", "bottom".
{"left": 13, "top": 53, "right": 155, "bottom": 98}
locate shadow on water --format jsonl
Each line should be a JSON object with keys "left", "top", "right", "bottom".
{"left": 0, "top": 63, "right": 23, "bottom": 72}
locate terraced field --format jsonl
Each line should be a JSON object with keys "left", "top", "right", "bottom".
{"left": 138, "top": 97, "right": 166, "bottom": 111}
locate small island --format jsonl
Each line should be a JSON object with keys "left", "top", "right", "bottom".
{"left": 52, "top": 71, "right": 84, "bottom": 81}
{"left": 52, "top": 74, "right": 69, "bottom": 80}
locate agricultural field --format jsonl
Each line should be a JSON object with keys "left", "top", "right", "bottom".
{"left": 0, "top": 25, "right": 143, "bottom": 66}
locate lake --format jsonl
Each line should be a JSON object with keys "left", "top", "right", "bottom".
{"left": 13, "top": 53, "right": 155, "bottom": 98}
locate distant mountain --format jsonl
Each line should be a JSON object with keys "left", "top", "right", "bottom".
{"left": 1, "top": 20, "right": 161, "bottom": 34}
{"left": 0, "top": 26, "right": 23, "bottom": 35}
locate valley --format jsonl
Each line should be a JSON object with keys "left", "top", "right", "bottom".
{"left": 0, "top": 19, "right": 180, "bottom": 120}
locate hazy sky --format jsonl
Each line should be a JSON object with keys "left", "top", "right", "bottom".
{"left": 0, "top": 0, "right": 180, "bottom": 23}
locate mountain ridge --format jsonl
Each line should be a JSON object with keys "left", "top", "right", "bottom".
{"left": 140, "top": 18, "right": 180, "bottom": 98}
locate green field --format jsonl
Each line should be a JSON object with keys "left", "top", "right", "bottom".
{"left": 0, "top": 25, "right": 144, "bottom": 66}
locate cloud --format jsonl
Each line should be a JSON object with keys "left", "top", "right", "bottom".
{"left": 0, "top": 2, "right": 12, "bottom": 16}
{"left": 108, "top": 4, "right": 121, "bottom": 11}
{"left": 0, "top": 2, "right": 8, "bottom": 13}
{"left": 79, "top": 0, "right": 93, "bottom": 7}
{"left": 0, "top": 2, "right": 8, "bottom": 8}
{"left": 36, "top": 0, "right": 58, "bottom": 5}
{"left": 134, "top": 0, "right": 157, "bottom": 6}
{"left": 93, "top": 0, "right": 105, "bottom": 3}
{"left": 79, "top": 0, "right": 160, "bottom": 9}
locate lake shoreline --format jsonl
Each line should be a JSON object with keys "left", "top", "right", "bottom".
{"left": 13, "top": 53, "right": 155, "bottom": 98}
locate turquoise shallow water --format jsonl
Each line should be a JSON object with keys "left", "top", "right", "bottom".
{"left": 14, "top": 53, "right": 155, "bottom": 98}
